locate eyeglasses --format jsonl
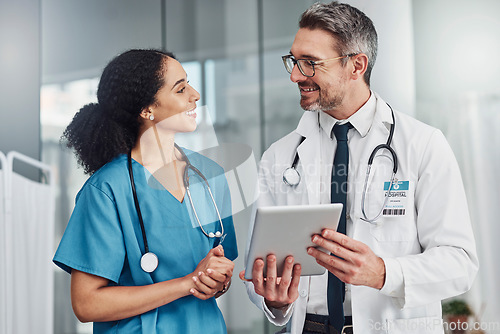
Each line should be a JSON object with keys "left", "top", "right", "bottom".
{"left": 281, "top": 53, "right": 358, "bottom": 77}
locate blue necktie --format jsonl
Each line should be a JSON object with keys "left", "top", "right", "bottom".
{"left": 328, "top": 122, "right": 352, "bottom": 332}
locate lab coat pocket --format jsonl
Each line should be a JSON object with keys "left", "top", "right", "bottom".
{"left": 386, "top": 316, "right": 444, "bottom": 334}
{"left": 368, "top": 217, "right": 416, "bottom": 242}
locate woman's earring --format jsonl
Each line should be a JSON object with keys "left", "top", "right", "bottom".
{"left": 149, "top": 114, "right": 155, "bottom": 121}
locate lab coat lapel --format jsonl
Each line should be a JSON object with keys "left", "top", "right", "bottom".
{"left": 296, "top": 112, "right": 321, "bottom": 205}
{"left": 361, "top": 94, "right": 395, "bottom": 181}
{"left": 371, "top": 92, "right": 394, "bottom": 136}
{"left": 350, "top": 94, "right": 395, "bottom": 222}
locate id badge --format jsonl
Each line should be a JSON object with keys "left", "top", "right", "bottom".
{"left": 383, "top": 180, "right": 409, "bottom": 216}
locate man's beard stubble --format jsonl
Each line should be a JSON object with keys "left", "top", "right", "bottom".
{"left": 299, "top": 84, "right": 344, "bottom": 113}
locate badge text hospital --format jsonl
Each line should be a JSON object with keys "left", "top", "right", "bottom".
{"left": 383, "top": 181, "right": 409, "bottom": 216}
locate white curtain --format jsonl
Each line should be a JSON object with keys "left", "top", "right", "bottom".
{"left": 1, "top": 152, "right": 55, "bottom": 334}
{"left": 420, "top": 93, "right": 500, "bottom": 329}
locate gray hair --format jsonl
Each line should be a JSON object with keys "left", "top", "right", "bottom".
{"left": 299, "top": 1, "right": 378, "bottom": 86}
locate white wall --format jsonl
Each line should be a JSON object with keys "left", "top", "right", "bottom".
{"left": 348, "top": 0, "right": 416, "bottom": 115}
{"left": 413, "top": 0, "right": 500, "bottom": 100}
{"left": 42, "top": 0, "right": 163, "bottom": 84}
{"left": 413, "top": 0, "right": 500, "bottom": 327}
{"left": 0, "top": 0, "right": 41, "bottom": 164}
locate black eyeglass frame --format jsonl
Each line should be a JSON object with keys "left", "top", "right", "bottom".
{"left": 281, "top": 53, "right": 359, "bottom": 77}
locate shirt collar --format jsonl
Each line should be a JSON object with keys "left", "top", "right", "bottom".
{"left": 319, "top": 91, "right": 377, "bottom": 138}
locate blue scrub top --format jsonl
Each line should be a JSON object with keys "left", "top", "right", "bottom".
{"left": 53, "top": 151, "right": 238, "bottom": 334}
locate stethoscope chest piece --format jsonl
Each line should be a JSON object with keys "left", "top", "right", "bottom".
{"left": 140, "top": 252, "right": 159, "bottom": 273}
{"left": 283, "top": 167, "right": 301, "bottom": 186}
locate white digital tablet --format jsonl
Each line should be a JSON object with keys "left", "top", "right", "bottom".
{"left": 244, "top": 203, "right": 342, "bottom": 280}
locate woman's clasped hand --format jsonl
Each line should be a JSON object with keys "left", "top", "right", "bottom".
{"left": 189, "top": 245, "right": 234, "bottom": 299}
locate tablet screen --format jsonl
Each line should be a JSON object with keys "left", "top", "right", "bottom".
{"left": 244, "top": 203, "right": 342, "bottom": 280}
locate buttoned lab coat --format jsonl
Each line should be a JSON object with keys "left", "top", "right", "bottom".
{"left": 244, "top": 93, "right": 478, "bottom": 334}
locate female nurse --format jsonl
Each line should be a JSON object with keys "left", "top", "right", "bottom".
{"left": 53, "top": 49, "right": 238, "bottom": 333}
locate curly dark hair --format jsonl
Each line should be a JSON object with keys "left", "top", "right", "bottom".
{"left": 61, "top": 49, "right": 176, "bottom": 175}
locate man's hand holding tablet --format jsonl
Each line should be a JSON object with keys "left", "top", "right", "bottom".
{"left": 239, "top": 204, "right": 342, "bottom": 310}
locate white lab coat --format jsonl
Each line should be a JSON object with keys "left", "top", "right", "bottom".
{"left": 244, "top": 93, "right": 478, "bottom": 334}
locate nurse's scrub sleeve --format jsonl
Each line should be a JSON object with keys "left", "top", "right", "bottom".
{"left": 53, "top": 178, "right": 125, "bottom": 283}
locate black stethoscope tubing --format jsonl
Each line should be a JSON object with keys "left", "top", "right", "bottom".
{"left": 128, "top": 153, "right": 159, "bottom": 272}
{"left": 127, "top": 144, "right": 224, "bottom": 273}
{"left": 367, "top": 106, "right": 398, "bottom": 173}
{"left": 368, "top": 106, "right": 397, "bottom": 173}
{"left": 283, "top": 105, "right": 398, "bottom": 182}
{"left": 128, "top": 153, "right": 149, "bottom": 253}
{"left": 360, "top": 106, "right": 398, "bottom": 223}
{"left": 282, "top": 105, "right": 399, "bottom": 223}
{"left": 282, "top": 137, "right": 305, "bottom": 186}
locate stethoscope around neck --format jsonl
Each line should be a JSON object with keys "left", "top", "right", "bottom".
{"left": 282, "top": 104, "right": 399, "bottom": 224}
{"left": 127, "top": 144, "right": 224, "bottom": 273}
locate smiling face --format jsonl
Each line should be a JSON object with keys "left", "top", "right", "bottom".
{"left": 289, "top": 28, "right": 351, "bottom": 115}
{"left": 150, "top": 57, "right": 200, "bottom": 133}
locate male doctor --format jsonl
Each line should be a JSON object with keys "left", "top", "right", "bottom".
{"left": 241, "top": 2, "right": 478, "bottom": 334}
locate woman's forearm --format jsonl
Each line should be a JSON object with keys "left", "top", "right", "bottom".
{"left": 71, "top": 270, "right": 193, "bottom": 323}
